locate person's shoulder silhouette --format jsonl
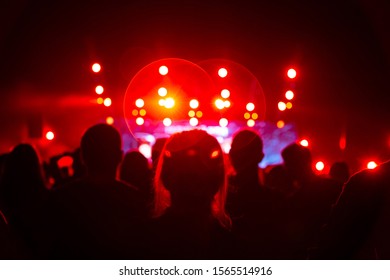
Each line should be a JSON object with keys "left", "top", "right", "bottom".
{"left": 314, "top": 160, "right": 390, "bottom": 259}
{"left": 49, "top": 124, "right": 145, "bottom": 259}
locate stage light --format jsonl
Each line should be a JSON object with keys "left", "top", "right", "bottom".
{"left": 315, "top": 161, "right": 325, "bottom": 171}
{"left": 196, "top": 111, "right": 203, "bottom": 118}
{"left": 132, "top": 109, "right": 138, "bottom": 116}
{"left": 277, "top": 120, "right": 285, "bottom": 128}
{"left": 97, "top": 97, "right": 104, "bottom": 104}
{"left": 219, "top": 118, "right": 228, "bottom": 127}
{"left": 278, "top": 101, "right": 287, "bottom": 111}
{"left": 135, "top": 98, "right": 144, "bottom": 108}
{"left": 286, "top": 102, "right": 293, "bottom": 109}
{"left": 188, "top": 110, "right": 195, "bottom": 117}
{"left": 165, "top": 97, "right": 175, "bottom": 109}
{"left": 215, "top": 99, "right": 225, "bottom": 110}
{"left": 285, "top": 90, "right": 294, "bottom": 100}
{"left": 46, "top": 131, "right": 55, "bottom": 141}
{"left": 163, "top": 118, "right": 172, "bottom": 127}
{"left": 221, "top": 89, "right": 230, "bottom": 98}
{"left": 246, "top": 102, "right": 255, "bottom": 112}
{"left": 300, "top": 139, "right": 309, "bottom": 147}
{"left": 287, "top": 68, "right": 297, "bottom": 79}
{"left": 189, "top": 117, "right": 198, "bottom": 126}
{"left": 247, "top": 119, "right": 255, "bottom": 127}
{"left": 106, "top": 116, "right": 114, "bottom": 125}
{"left": 189, "top": 99, "right": 199, "bottom": 109}
{"left": 139, "top": 109, "right": 146, "bottom": 116}
{"left": 95, "top": 85, "right": 104, "bottom": 95}
{"left": 139, "top": 143, "right": 151, "bottom": 159}
{"left": 158, "top": 99, "right": 165, "bottom": 106}
{"left": 136, "top": 117, "right": 144, "bottom": 126}
{"left": 92, "top": 63, "right": 101, "bottom": 73}
{"left": 367, "top": 161, "right": 378, "bottom": 169}
{"left": 252, "top": 113, "right": 258, "bottom": 120}
{"left": 159, "top": 65, "right": 168, "bottom": 75}
{"left": 218, "top": 68, "right": 228, "bottom": 78}
{"left": 103, "top": 98, "right": 112, "bottom": 107}
{"left": 224, "top": 100, "right": 231, "bottom": 108}
{"left": 158, "top": 87, "right": 168, "bottom": 97}
{"left": 244, "top": 112, "right": 250, "bottom": 119}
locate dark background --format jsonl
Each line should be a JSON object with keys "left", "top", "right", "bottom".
{"left": 1, "top": 0, "right": 389, "bottom": 171}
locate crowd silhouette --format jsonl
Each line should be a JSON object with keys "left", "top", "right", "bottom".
{"left": 0, "top": 123, "right": 389, "bottom": 260}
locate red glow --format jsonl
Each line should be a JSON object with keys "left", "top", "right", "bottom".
{"left": 46, "top": 131, "right": 55, "bottom": 141}
{"left": 215, "top": 99, "right": 225, "bottom": 110}
{"left": 92, "top": 63, "right": 101, "bottom": 73}
{"left": 97, "top": 97, "right": 104, "bottom": 104}
{"left": 218, "top": 68, "right": 228, "bottom": 78}
{"left": 57, "top": 155, "right": 73, "bottom": 168}
{"left": 287, "top": 68, "right": 297, "bottom": 79}
{"left": 165, "top": 97, "right": 175, "bottom": 108}
{"left": 139, "top": 143, "right": 152, "bottom": 159}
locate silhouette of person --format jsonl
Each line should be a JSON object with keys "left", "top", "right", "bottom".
{"left": 226, "top": 129, "right": 281, "bottom": 259}
{"left": 329, "top": 161, "right": 350, "bottom": 184}
{"left": 49, "top": 124, "right": 145, "bottom": 259}
{"left": 313, "top": 160, "right": 390, "bottom": 259}
{"left": 280, "top": 143, "right": 341, "bottom": 259}
{"left": 119, "top": 150, "right": 153, "bottom": 215}
{"left": 151, "top": 137, "right": 168, "bottom": 172}
{"left": 0, "top": 144, "right": 49, "bottom": 258}
{"left": 147, "top": 129, "right": 233, "bottom": 259}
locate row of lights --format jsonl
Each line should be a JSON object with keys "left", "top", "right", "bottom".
{"left": 276, "top": 68, "right": 297, "bottom": 129}
{"left": 92, "top": 62, "right": 114, "bottom": 125}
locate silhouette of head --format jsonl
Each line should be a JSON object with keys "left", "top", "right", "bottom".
{"left": 329, "top": 161, "right": 350, "bottom": 184}
{"left": 120, "top": 150, "right": 151, "bottom": 189}
{"left": 0, "top": 144, "right": 46, "bottom": 204}
{"left": 229, "top": 129, "right": 264, "bottom": 173}
{"left": 154, "top": 130, "right": 228, "bottom": 223}
{"left": 80, "top": 124, "right": 122, "bottom": 176}
{"left": 281, "top": 143, "right": 313, "bottom": 181}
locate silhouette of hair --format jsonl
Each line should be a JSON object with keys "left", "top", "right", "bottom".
{"left": 329, "top": 161, "right": 350, "bottom": 184}
{"left": 281, "top": 143, "right": 313, "bottom": 180}
{"left": 120, "top": 150, "right": 151, "bottom": 189}
{"left": 80, "top": 124, "right": 122, "bottom": 173}
{"left": 154, "top": 129, "right": 230, "bottom": 228}
{"left": 229, "top": 129, "right": 264, "bottom": 172}
{"left": 151, "top": 137, "right": 168, "bottom": 171}
{"left": 0, "top": 144, "right": 46, "bottom": 200}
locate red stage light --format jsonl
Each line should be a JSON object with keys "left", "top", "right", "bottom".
{"left": 46, "top": 131, "right": 55, "bottom": 141}
{"left": 285, "top": 90, "right": 294, "bottom": 100}
{"left": 278, "top": 101, "right": 287, "bottom": 111}
{"left": 246, "top": 102, "right": 255, "bottom": 112}
{"left": 189, "top": 99, "right": 199, "bottom": 109}
{"left": 300, "top": 139, "right": 309, "bottom": 147}
{"left": 218, "top": 68, "right": 228, "bottom": 78}
{"left": 159, "top": 65, "right": 168, "bottom": 75}
{"left": 158, "top": 87, "right": 168, "bottom": 97}
{"left": 103, "top": 98, "right": 112, "bottom": 107}
{"left": 135, "top": 98, "right": 144, "bottom": 108}
{"left": 219, "top": 118, "right": 228, "bottom": 127}
{"left": 315, "top": 161, "right": 325, "bottom": 171}
{"left": 287, "top": 68, "right": 297, "bottom": 79}
{"left": 95, "top": 85, "right": 104, "bottom": 95}
{"left": 367, "top": 161, "right": 377, "bottom": 169}
{"left": 106, "top": 116, "right": 114, "bottom": 125}
{"left": 92, "top": 63, "right": 101, "bottom": 73}
{"left": 221, "top": 89, "right": 230, "bottom": 98}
